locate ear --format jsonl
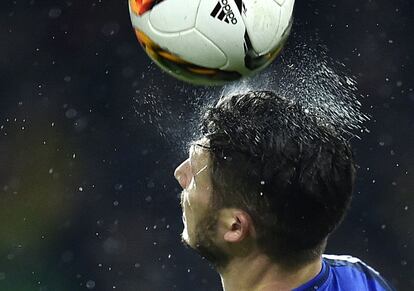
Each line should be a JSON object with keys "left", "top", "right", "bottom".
{"left": 222, "top": 210, "right": 254, "bottom": 243}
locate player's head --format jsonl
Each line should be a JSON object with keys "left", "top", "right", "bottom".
{"left": 174, "top": 90, "right": 356, "bottom": 270}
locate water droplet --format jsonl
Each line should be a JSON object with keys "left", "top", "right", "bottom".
{"left": 147, "top": 180, "right": 155, "bottom": 188}
{"left": 65, "top": 108, "right": 77, "bottom": 119}
{"left": 48, "top": 7, "right": 62, "bottom": 18}
{"left": 101, "top": 22, "right": 120, "bottom": 37}
{"left": 114, "top": 184, "right": 123, "bottom": 191}
{"left": 86, "top": 280, "right": 96, "bottom": 289}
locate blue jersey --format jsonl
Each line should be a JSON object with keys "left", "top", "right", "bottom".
{"left": 294, "top": 255, "right": 395, "bottom": 291}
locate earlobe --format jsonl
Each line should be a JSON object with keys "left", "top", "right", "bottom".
{"left": 224, "top": 231, "right": 242, "bottom": 243}
{"left": 223, "top": 221, "right": 241, "bottom": 242}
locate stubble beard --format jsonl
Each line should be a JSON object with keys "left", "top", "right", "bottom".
{"left": 180, "top": 192, "right": 230, "bottom": 270}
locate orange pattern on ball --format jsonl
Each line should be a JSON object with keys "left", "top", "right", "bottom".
{"left": 129, "top": 0, "right": 156, "bottom": 16}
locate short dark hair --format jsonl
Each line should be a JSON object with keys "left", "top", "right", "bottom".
{"left": 199, "top": 91, "right": 356, "bottom": 269}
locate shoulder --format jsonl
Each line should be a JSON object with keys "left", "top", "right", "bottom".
{"left": 322, "top": 254, "right": 395, "bottom": 291}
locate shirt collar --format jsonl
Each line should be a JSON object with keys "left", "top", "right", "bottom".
{"left": 293, "top": 259, "right": 330, "bottom": 291}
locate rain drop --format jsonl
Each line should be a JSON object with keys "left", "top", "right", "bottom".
{"left": 86, "top": 280, "right": 96, "bottom": 289}
{"left": 48, "top": 7, "right": 62, "bottom": 18}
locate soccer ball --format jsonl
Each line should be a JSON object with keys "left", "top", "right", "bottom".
{"left": 129, "top": 0, "right": 295, "bottom": 85}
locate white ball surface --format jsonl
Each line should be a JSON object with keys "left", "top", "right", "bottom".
{"left": 129, "top": 0, "right": 295, "bottom": 85}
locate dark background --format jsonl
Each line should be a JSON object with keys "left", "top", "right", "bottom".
{"left": 0, "top": 0, "right": 413, "bottom": 290}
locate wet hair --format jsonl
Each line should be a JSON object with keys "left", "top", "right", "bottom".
{"left": 199, "top": 90, "right": 356, "bottom": 269}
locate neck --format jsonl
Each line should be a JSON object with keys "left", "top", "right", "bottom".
{"left": 218, "top": 252, "right": 323, "bottom": 291}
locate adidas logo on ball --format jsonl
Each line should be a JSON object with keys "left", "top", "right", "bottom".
{"left": 210, "top": 0, "right": 237, "bottom": 25}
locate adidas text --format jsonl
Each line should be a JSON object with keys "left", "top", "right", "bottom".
{"left": 210, "top": 0, "right": 238, "bottom": 25}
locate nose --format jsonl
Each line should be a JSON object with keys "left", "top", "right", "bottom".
{"left": 174, "top": 159, "right": 190, "bottom": 189}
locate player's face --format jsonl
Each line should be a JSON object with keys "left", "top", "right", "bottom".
{"left": 174, "top": 143, "right": 232, "bottom": 268}
{"left": 174, "top": 143, "right": 213, "bottom": 247}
